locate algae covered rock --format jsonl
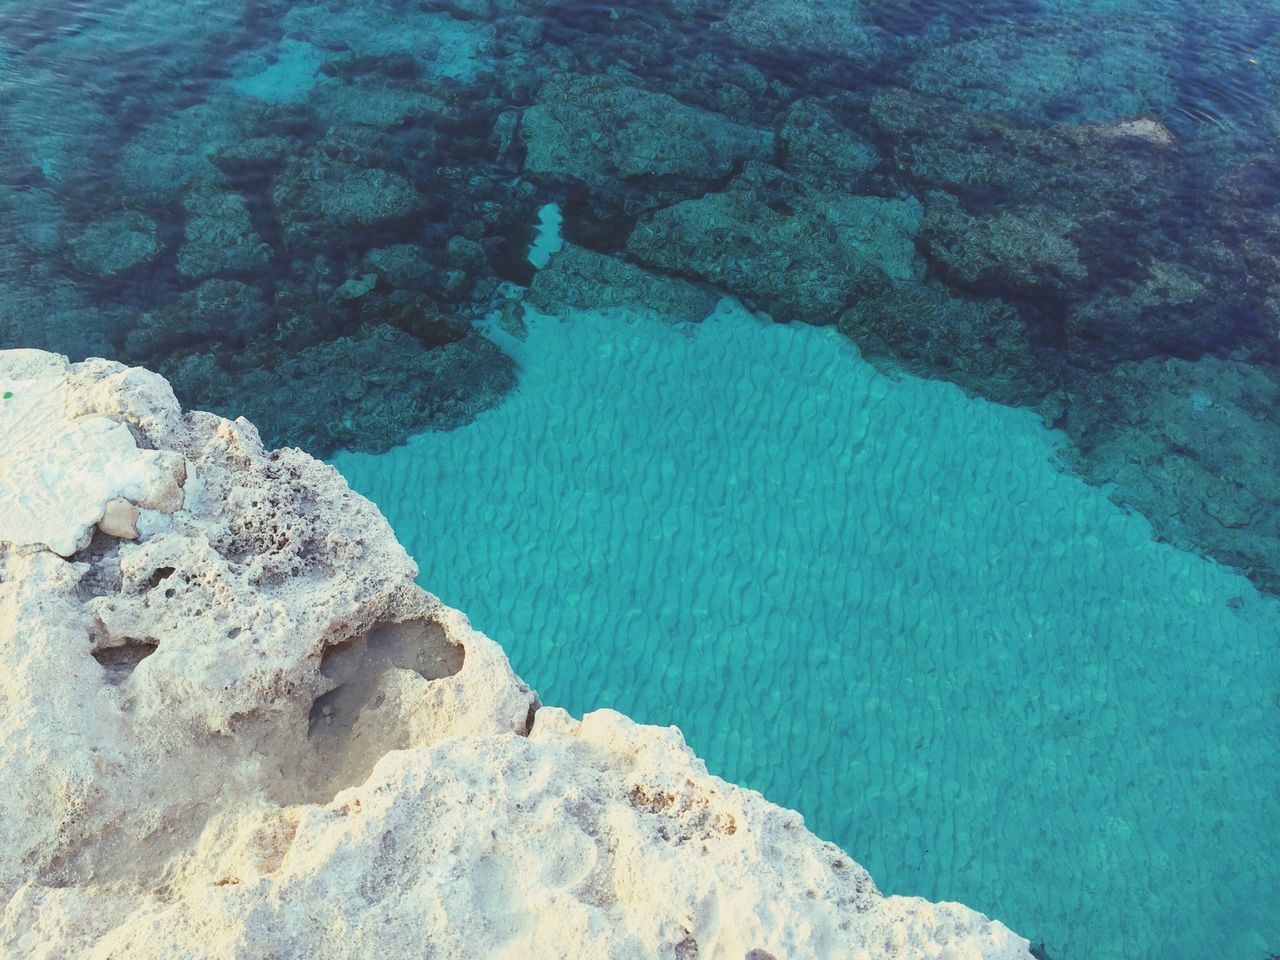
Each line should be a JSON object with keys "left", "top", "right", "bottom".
{"left": 839, "top": 280, "right": 1051, "bottom": 407}
{"left": 1064, "top": 259, "right": 1223, "bottom": 361}
{"left": 627, "top": 164, "right": 922, "bottom": 324}
{"left": 521, "top": 73, "right": 775, "bottom": 214}
{"left": 528, "top": 243, "right": 716, "bottom": 322}
{"left": 714, "top": 0, "right": 884, "bottom": 63}
{"left": 1062, "top": 356, "right": 1280, "bottom": 593}
{"left": 922, "top": 193, "right": 1086, "bottom": 293}
{"left": 309, "top": 75, "right": 458, "bottom": 128}
{"left": 117, "top": 100, "right": 247, "bottom": 202}
{"left": 779, "top": 99, "right": 879, "bottom": 187}
{"left": 0, "top": 349, "right": 1033, "bottom": 959}
{"left": 272, "top": 130, "right": 426, "bottom": 249}
{"left": 362, "top": 243, "right": 437, "bottom": 291}
{"left": 905, "top": 17, "right": 1178, "bottom": 124}
{"left": 123, "top": 279, "right": 274, "bottom": 358}
{"left": 161, "top": 324, "right": 513, "bottom": 456}
{"left": 358, "top": 290, "right": 474, "bottom": 348}
{"left": 177, "top": 188, "right": 273, "bottom": 280}
{"left": 66, "top": 210, "right": 164, "bottom": 278}
{"left": 870, "top": 89, "right": 1182, "bottom": 215}
{"left": 280, "top": 4, "right": 495, "bottom": 80}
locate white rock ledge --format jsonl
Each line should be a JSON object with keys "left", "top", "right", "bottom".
{"left": 0, "top": 350, "right": 1031, "bottom": 960}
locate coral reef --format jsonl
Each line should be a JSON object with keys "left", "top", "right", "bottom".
{"left": 0, "top": 350, "right": 1031, "bottom": 959}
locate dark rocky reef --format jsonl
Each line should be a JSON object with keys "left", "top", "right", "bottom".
{"left": 2, "top": 0, "right": 1279, "bottom": 594}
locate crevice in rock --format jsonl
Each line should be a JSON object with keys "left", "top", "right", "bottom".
{"left": 92, "top": 638, "right": 158, "bottom": 684}
{"left": 303, "top": 618, "right": 465, "bottom": 797}
{"left": 520, "top": 698, "right": 541, "bottom": 737}
{"left": 145, "top": 566, "right": 176, "bottom": 590}
{"left": 74, "top": 531, "right": 124, "bottom": 600}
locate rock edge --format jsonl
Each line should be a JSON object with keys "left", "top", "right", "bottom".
{"left": 0, "top": 350, "right": 1030, "bottom": 960}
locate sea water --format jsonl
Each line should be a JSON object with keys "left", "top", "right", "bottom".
{"left": 4, "top": 0, "right": 1280, "bottom": 956}
{"left": 335, "top": 300, "right": 1280, "bottom": 960}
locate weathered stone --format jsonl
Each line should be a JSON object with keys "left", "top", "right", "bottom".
{"left": 0, "top": 349, "right": 1033, "bottom": 959}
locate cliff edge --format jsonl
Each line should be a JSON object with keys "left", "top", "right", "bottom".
{"left": 0, "top": 349, "right": 1031, "bottom": 959}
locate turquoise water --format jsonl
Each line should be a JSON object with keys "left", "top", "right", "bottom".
{"left": 335, "top": 299, "right": 1280, "bottom": 959}
{"left": 4, "top": 0, "right": 1280, "bottom": 956}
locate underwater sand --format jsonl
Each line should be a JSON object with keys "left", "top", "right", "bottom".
{"left": 335, "top": 300, "right": 1280, "bottom": 960}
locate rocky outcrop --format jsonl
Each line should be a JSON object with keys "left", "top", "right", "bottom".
{"left": 0, "top": 349, "right": 1032, "bottom": 959}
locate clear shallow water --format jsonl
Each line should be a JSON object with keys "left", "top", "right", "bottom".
{"left": 336, "top": 301, "right": 1280, "bottom": 959}
{"left": 3, "top": 0, "right": 1280, "bottom": 957}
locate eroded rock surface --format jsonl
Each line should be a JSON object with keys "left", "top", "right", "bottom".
{"left": 0, "top": 350, "right": 1032, "bottom": 959}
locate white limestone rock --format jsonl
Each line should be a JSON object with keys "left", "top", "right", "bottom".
{"left": 0, "top": 351, "right": 185, "bottom": 555}
{"left": 0, "top": 350, "right": 1032, "bottom": 959}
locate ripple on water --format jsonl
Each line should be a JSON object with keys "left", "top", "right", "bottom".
{"left": 334, "top": 301, "right": 1280, "bottom": 960}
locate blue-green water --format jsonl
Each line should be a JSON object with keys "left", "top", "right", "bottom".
{"left": 3, "top": 0, "right": 1280, "bottom": 957}
{"left": 335, "top": 300, "right": 1280, "bottom": 959}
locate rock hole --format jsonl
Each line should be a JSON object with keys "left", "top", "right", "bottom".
{"left": 147, "top": 567, "right": 176, "bottom": 589}
{"left": 93, "top": 639, "right": 158, "bottom": 684}
{"left": 304, "top": 619, "right": 465, "bottom": 792}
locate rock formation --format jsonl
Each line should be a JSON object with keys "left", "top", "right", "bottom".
{"left": 0, "top": 349, "right": 1031, "bottom": 959}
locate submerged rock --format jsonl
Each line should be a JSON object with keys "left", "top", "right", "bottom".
{"left": 0, "top": 349, "right": 1031, "bottom": 959}
{"left": 116, "top": 100, "right": 247, "bottom": 202}
{"left": 521, "top": 73, "right": 775, "bottom": 216}
{"left": 66, "top": 211, "right": 164, "bottom": 278}
{"left": 627, "top": 163, "right": 922, "bottom": 324}
{"left": 272, "top": 130, "right": 426, "bottom": 250}
{"left": 309, "top": 76, "right": 458, "bottom": 129}
{"left": 839, "top": 279, "right": 1051, "bottom": 407}
{"left": 528, "top": 243, "right": 716, "bottom": 322}
{"left": 1063, "top": 259, "right": 1222, "bottom": 361}
{"left": 921, "top": 194, "right": 1087, "bottom": 294}
{"left": 779, "top": 99, "right": 879, "bottom": 187}
{"left": 1062, "top": 356, "right": 1280, "bottom": 594}
{"left": 177, "top": 188, "right": 273, "bottom": 280}
{"left": 123, "top": 279, "right": 274, "bottom": 359}
{"left": 159, "top": 324, "right": 513, "bottom": 456}
{"left": 904, "top": 17, "right": 1178, "bottom": 124}
{"left": 714, "top": 0, "right": 884, "bottom": 63}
